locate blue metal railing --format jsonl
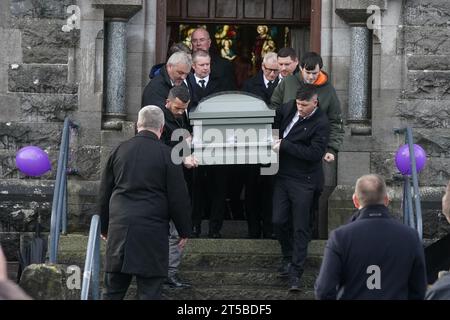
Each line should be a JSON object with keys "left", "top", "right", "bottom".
{"left": 49, "top": 117, "right": 77, "bottom": 263}
{"left": 81, "top": 214, "right": 101, "bottom": 300}
{"left": 394, "top": 127, "right": 423, "bottom": 240}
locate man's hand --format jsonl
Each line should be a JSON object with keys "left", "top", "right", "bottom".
{"left": 272, "top": 139, "right": 282, "bottom": 153}
{"left": 183, "top": 155, "right": 199, "bottom": 169}
{"left": 178, "top": 238, "right": 188, "bottom": 250}
{"left": 323, "top": 152, "right": 335, "bottom": 163}
{"left": 100, "top": 234, "right": 107, "bottom": 241}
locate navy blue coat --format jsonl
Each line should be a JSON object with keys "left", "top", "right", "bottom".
{"left": 315, "top": 204, "right": 427, "bottom": 300}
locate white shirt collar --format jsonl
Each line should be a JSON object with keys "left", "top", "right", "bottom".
{"left": 194, "top": 74, "right": 209, "bottom": 86}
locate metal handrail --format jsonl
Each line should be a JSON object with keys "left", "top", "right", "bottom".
{"left": 49, "top": 118, "right": 77, "bottom": 263}
{"left": 394, "top": 127, "right": 423, "bottom": 240}
{"left": 81, "top": 214, "right": 101, "bottom": 300}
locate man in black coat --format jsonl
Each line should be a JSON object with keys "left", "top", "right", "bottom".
{"left": 99, "top": 105, "right": 191, "bottom": 300}
{"left": 187, "top": 49, "right": 228, "bottom": 110}
{"left": 272, "top": 84, "right": 329, "bottom": 291}
{"left": 187, "top": 49, "right": 230, "bottom": 238}
{"left": 159, "top": 86, "right": 197, "bottom": 288}
{"left": 241, "top": 52, "right": 279, "bottom": 239}
{"left": 242, "top": 51, "right": 279, "bottom": 105}
{"left": 315, "top": 174, "right": 427, "bottom": 300}
{"left": 141, "top": 51, "right": 192, "bottom": 108}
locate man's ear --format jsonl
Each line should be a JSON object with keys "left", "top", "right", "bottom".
{"left": 352, "top": 193, "right": 360, "bottom": 209}
{"left": 383, "top": 194, "right": 390, "bottom": 207}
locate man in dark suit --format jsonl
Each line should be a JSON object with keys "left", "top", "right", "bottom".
{"left": 187, "top": 49, "right": 229, "bottom": 239}
{"left": 242, "top": 52, "right": 279, "bottom": 105}
{"left": 272, "top": 84, "right": 329, "bottom": 291}
{"left": 187, "top": 50, "right": 227, "bottom": 110}
{"left": 191, "top": 28, "right": 235, "bottom": 91}
{"left": 141, "top": 51, "right": 192, "bottom": 108}
{"left": 315, "top": 174, "right": 427, "bottom": 300}
{"left": 99, "top": 105, "right": 191, "bottom": 300}
{"left": 241, "top": 52, "right": 279, "bottom": 239}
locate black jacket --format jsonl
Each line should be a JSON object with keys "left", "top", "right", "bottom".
{"left": 187, "top": 73, "right": 229, "bottom": 110}
{"left": 274, "top": 102, "right": 329, "bottom": 184}
{"left": 160, "top": 106, "right": 191, "bottom": 148}
{"left": 242, "top": 70, "right": 279, "bottom": 105}
{"left": 210, "top": 54, "right": 236, "bottom": 91}
{"left": 315, "top": 204, "right": 427, "bottom": 300}
{"left": 98, "top": 131, "right": 191, "bottom": 277}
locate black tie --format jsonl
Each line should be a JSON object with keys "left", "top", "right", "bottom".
{"left": 268, "top": 81, "right": 274, "bottom": 90}
{"left": 199, "top": 80, "right": 206, "bottom": 89}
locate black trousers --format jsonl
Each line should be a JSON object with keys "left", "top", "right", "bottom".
{"left": 245, "top": 165, "right": 274, "bottom": 238}
{"left": 272, "top": 176, "right": 321, "bottom": 277}
{"left": 102, "top": 272, "right": 165, "bottom": 300}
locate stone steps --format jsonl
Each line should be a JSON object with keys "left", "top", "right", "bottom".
{"left": 56, "top": 234, "right": 325, "bottom": 300}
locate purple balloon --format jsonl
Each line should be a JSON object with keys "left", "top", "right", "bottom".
{"left": 395, "top": 144, "right": 427, "bottom": 175}
{"left": 15, "top": 146, "right": 52, "bottom": 176}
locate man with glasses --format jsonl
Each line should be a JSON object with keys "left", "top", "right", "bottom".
{"left": 243, "top": 52, "right": 279, "bottom": 105}
{"left": 241, "top": 52, "right": 280, "bottom": 239}
{"left": 191, "top": 28, "right": 236, "bottom": 91}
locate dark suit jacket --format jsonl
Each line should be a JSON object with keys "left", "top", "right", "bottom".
{"left": 242, "top": 70, "right": 279, "bottom": 105}
{"left": 187, "top": 72, "right": 228, "bottom": 110}
{"left": 98, "top": 131, "right": 191, "bottom": 277}
{"left": 160, "top": 106, "right": 191, "bottom": 148}
{"left": 210, "top": 54, "right": 236, "bottom": 91}
{"left": 274, "top": 102, "right": 329, "bottom": 184}
{"left": 315, "top": 204, "right": 427, "bottom": 300}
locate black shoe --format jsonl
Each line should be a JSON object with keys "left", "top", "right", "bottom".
{"left": 192, "top": 225, "right": 201, "bottom": 238}
{"left": 208, "top": 232, "right": 221, "bottom": 239}
{"left": 165, "top": 275, "right": 191, "bottom": 288}
{"left": 277, "top": 261, "right": 290, "bottom": 277}
{"left": 288, "top": 275, "right": 301, "bottom": 292}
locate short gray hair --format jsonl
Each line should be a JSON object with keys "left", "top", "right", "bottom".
{"left": 263, "top": 52, "right": 277, "bottom": 65}
{"left": 167, "top": 51, "right": 192, "bottom": 69}
{"left": 138, "top": 105, "right": 164, "bottom": 131}
{"left": 192, "top": 49, "right": 210, "bottom": 64}
{"left": 354, "top": 174, "right": 387, "bottom": 207}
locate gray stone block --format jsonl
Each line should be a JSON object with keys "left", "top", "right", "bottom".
{"left": 19, "top": 264, "right": 80, "bottom": 300}
{"left": 407, "top": 55, "right": 450, "bottom": 70}
{"left": 404, "top": 26, "right": 450, "bottom": 55}
{"left": 405, "top": 0, "right": 450, "bottom": 26}
{"left": 414, "top": 128, "right": 450, "bottom": 157}
{"left": 337, "top": 152, "right": 370, "bottom": 186}
{"left": 11, "top": 17, "right": 80, "bottom": 64}
{"left": 92, "top": 0, "right": 143, "bottom": 20}
{"left": 8, "top": 64, "right": 78, "bottom": 94}
{"left": 396, "top": 99, "right": 450, "bottom": 128}
{"left": 17, "top": 93, "right": 78, "bottom": 122}
{"left": 405, "top": 71, "right": 450, "bottom": 100}
{"left": 10, "top": 0, "right": 75, "bottom": 19}
{"left": 0, "top": 28, "right": 23, "bottom": 65}
{"left": 0, "top": 121, "right": 63, "bottom": 150}
{"left": 71, "top": 146, "right": 101, "bottom": 181}
{"left": 0, "top": 94, "right": 21, "bottom": 121}
{"left": 70, "top": 111, "right": 102, "bottom": 146}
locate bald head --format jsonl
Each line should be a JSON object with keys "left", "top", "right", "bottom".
{"left": 353, "top": 174, "right": 389, "bottom": 209}
{"left": 191, "top": 28, "right": 212, "bottom": 52}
